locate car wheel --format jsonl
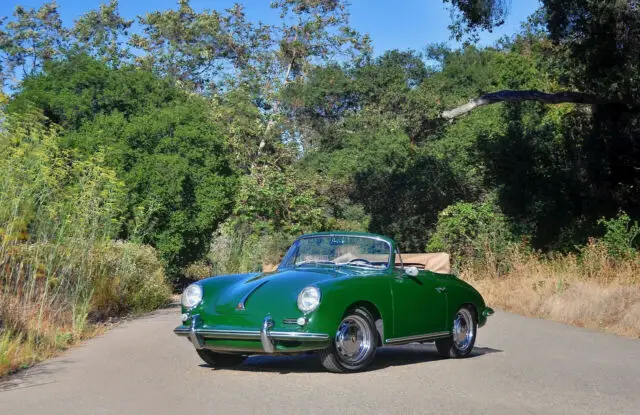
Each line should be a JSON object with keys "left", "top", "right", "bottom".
{"left": 318, "top": 308, "right": 377, "bottom": 373}
{"left": 435, "top": 306, "right": 477, "bottom": 358}
{"left": 196, "top": 349, "right": 246, "bottom": 368}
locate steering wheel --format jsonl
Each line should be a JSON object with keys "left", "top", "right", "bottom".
{"left": 348, "top": 258, "right": 373, "bottom": 265}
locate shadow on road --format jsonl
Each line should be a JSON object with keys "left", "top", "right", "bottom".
{"left": 200, "top": 343, "right": 502, "bottom": 374}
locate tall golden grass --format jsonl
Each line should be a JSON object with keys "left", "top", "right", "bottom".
{"left": 0, "top": 240, "right": 170, "bottom": 377}
{"left": 460, "top": 240, "right": 640, "bottom": 338}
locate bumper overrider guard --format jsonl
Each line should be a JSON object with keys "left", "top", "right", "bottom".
{"left": 174, "top": 315, "right": 330, "bottom": 353}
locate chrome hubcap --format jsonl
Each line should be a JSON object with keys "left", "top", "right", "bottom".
{"left": 453, "top": 308, "right": 474, "bottom": 351}
{"left": 335, "top": 315, "right": 371, "bottom": 364}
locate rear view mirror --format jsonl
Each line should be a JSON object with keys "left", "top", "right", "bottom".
{"left": 404, "top": 266, "right": 419, "bottom": 277}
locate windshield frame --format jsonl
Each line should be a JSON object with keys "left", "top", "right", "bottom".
{"left": 278, "top": 234, "right": 394, "bottom": 271}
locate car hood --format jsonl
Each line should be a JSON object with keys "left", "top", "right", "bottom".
{"left": 202, "top": 266, "right": 364, "bottom": 316}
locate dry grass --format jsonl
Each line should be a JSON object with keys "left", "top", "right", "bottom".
{"left": 0, "top": 293, "right": 104, "bottom": 376}
{"left": 0, "top": 241, "right": 171, "bottom": 377}
{"left": 461, "top": 241, "right": 640, "bottom": 338}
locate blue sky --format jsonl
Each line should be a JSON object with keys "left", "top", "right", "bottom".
{"left": 1, "top": 0, "right": 541, "bottom": 54}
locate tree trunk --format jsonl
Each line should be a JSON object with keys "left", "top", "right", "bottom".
{"left": 441, "top": 90, "right": 618, "bottom": 119}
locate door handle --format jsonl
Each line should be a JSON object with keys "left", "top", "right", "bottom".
{"left": 435, "top": 287, "right": 447, "bottom": 293}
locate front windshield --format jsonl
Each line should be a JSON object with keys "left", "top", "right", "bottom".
{"left": 280, "top": 235, "right": 391, "bottom": 269}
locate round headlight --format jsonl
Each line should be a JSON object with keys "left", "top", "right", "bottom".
{"left": 182, "top": 284, "right": 203, "bottom": 309}
{"left": 297, "top": 286, "right": 321, "bottom": 313}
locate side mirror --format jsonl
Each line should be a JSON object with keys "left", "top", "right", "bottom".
{"left": 404, "top": 266, "right": 419, "bottom": 277}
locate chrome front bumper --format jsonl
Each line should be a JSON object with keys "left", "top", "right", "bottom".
{"left": 174, "top": 315, "right": 329, "bottom": 353}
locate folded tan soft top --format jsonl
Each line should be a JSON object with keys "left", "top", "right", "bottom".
{"left": 397, "top": 253, "right": 450, "bottom": 274}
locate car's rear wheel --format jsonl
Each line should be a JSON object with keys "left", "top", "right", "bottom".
{"left": 435, "top": 306, "right": 477, "bottom": 358}
{"left": 318, "top": 308, "right": 377, "bottom": 373}
{"left": 196, "top": 349, "right": 246, "bottom": 368}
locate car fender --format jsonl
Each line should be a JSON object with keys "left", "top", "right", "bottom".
{"left": 304, "top": 274, "right": 395, "bottom": 343}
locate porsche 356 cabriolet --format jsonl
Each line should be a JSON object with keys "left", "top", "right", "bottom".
{"left": 174, "top": 232, "right": 494, "bottom": 373}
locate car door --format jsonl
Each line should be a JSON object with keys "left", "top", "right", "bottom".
{"left": 390, "top": 268, "right": 449, "bottom": 339}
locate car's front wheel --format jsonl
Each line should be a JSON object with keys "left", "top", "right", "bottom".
{"left": 435, "top": 305, "right": 477, "bottom": 358}
{"left": 196, "top": 349, "right": 246, "bottom": 368}
{"left": 318, "top": 308, "right": 377, "bottom": 373}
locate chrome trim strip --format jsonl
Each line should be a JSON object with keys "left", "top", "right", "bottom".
{"left": 199, "top": 344, "right": 327, "bottom": 354}
{"left": 385, "top": 331, "right": 450, "bottom": 345}
{"left": 236, "top": 280, "right": 269, "bottom": 310}
{"left": 270, "top": 332, "right": 329, "bottom": 341}
{"left": 202, "top": 330, "right": 259, "bottom": 339}
{"left": 173, "top": 326, "right": 329, "bottom": 342}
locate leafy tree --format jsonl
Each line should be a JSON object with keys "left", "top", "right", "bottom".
{"left": 0, "top": 1, "right": 68, "bottom": 79}
{"left": 128, "top": 0, "right": 265, "bottom": 93}
{"left": 233, "top": 164, "right": 328, "bottom": 235}
{"left": 11, "top": 56, "right": 236, "bottom": 277}
{"left": 435, "top": 0, "right": 639, "bottom": 250}
{"left": 9, "top": 53, "right": 180, "bottom": 130}
{"left": 283, "top": 49, "right": 439, "bottom": 151}
{"left": 71, "top": 101, "right": 236, "bottom": 274}
{"left": 440, "top": 1, "right": 640, "bottom": 119}
{"left": 296, "top": 111, "right": 472, "bottom": 251}
{"left": 444, "top": 0, "right": 511, "bottom": 42}
{"left": 70, "top": 0, "right": 133, "bottom": 66}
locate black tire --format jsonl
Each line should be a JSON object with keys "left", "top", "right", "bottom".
{"left": 435, "top": 305, "right": 477, "bottom": 358}
{"left": 318, "top": 308, "right": 378, "bottom": 373}
{"left": 196, "top": 349, "right": 246, "bottom": 368}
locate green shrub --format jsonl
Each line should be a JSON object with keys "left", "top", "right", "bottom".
{"left": 427, "top": 196, "right": 519, "bottom": 274}
{"left": 597, "top": 212, "right": 640, "bottom": 260}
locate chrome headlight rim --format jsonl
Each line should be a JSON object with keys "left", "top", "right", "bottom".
{"left": 297, "top": 286, "right": 321, "bottom": 314}
{"left": 182, "top": 283, "right": 203, "bottom": 309}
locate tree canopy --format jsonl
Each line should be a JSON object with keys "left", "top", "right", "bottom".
{"left": 1, "top": 0, "right": 638, "bottom": 278}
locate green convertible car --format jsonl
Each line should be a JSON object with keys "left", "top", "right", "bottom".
{"left": 174, "top": 231, "right": 494, "bottom": 373}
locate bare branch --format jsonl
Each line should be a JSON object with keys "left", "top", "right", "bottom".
{"left": 441, "top": 90, "right": 619, "bottom": 119}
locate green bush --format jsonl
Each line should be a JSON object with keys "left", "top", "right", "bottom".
{"left": 427, "top": 196, "right": 519, "bottom": 273}
{"left": 597, "top": 212, "right": 640, "bottom": 260}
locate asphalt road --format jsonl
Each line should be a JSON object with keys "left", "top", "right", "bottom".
{"left": 2, "top": 306, "right": 639, "bottom": 415}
